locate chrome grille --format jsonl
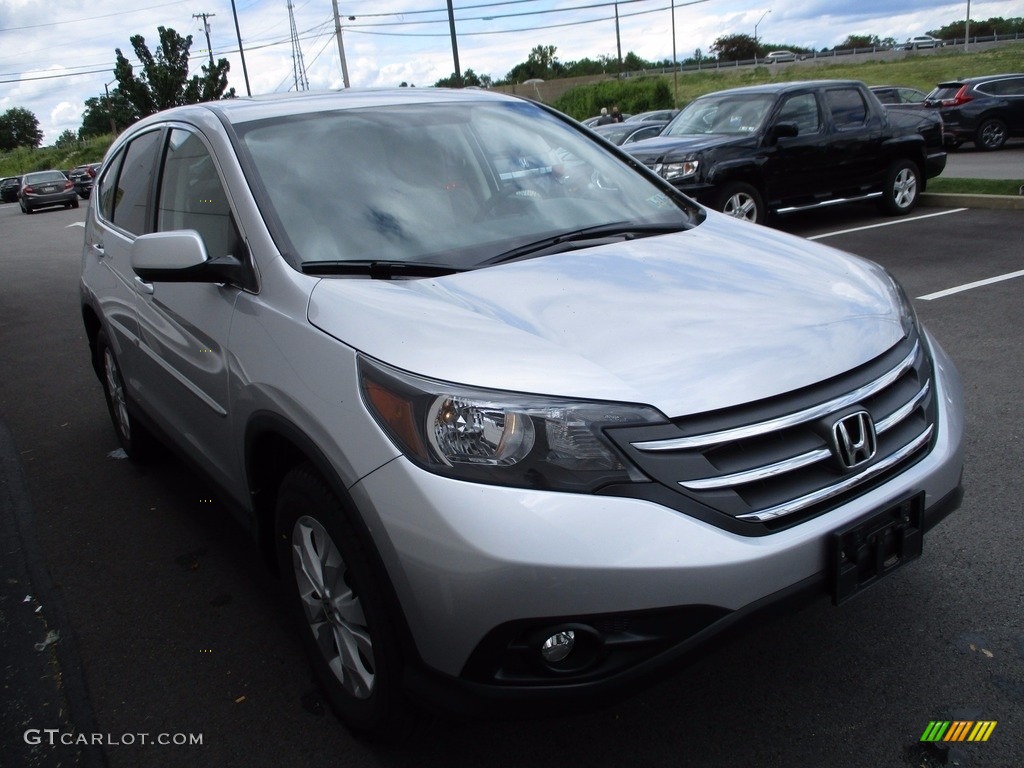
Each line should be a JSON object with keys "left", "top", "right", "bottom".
{"left": 608, "top": 336, "right": 935, "bottom": 528}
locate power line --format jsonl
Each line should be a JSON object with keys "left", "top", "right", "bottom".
{"left": 0, "top": 0, "right": 188, "bottom": 33}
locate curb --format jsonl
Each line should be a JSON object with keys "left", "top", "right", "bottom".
{"left": 920, "top": 192, "right": 1024, "bottom": 210}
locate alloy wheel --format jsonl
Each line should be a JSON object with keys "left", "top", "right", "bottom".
{"left": 891, "top": 167, "right": 918, "bottom": 209}
{"left": 292, "top": 515, "right": 376, "bottom": 699}
{"left": 103, "top": 347, "right": 132, "bottom": 443}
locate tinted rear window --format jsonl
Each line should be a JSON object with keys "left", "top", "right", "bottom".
{"left": 26, "top": 171, "right": 67, "bottom": 184}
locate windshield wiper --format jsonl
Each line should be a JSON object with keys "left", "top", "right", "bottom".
{"left": 300, "top": 260, "right": 465, "bottom": 279}
{"left": 482, "top": 222, "right": 688, "bottom": 266}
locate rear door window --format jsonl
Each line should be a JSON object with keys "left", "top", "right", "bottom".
{"left": 826, "top": 88, "right": 868, "bottom": 128}
{"left": 106, "top": 129, "right": 162, "bottom": 236}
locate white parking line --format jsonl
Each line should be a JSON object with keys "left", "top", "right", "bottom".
{"left": 66, "top": 222, "right": 85, "bottom": 229}
{"left": 805, "top": 208, "right": 969, "bottom": 241}
{"left": 918, "top": 270, "right": 1024, "bottom": 301}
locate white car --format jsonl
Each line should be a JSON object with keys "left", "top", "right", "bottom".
{"left": 904, "top": 35, "right": 943, "bottom": 49}
{"left": 764, "top": 50, "right": 797, "bottom": 62}
{"left": 80, "top": 88, "right": 965, "bottom": 737}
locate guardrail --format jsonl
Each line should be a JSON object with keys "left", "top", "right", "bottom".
{"left": 615, "top": 32, "right": 1024, "bottom": 78}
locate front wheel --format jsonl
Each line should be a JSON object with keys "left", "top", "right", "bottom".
{"left": 878, "top": 159, "right": 920, "bottom": 215}
{"left": 716, "top": 182, "right": 765, "bottom": 224}
{"left": 975, "top": 118, "right": 1007, "bottom": 151}
{"left": 275, "top": 465, "right": 413, "bottom": 739}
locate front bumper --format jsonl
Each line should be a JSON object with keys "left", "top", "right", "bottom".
{"left": 348, "top": 331, "right": 964, "bottom": 711}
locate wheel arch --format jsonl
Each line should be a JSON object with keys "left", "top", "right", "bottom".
{"left": 244, "top": 412, "right": 422, "bottom": 666}
{"left": 81, "top": 304, "right": 103, "bottom": 378}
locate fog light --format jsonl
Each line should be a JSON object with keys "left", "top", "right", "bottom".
{"left": 540, "top": 630, "right": 575, "bottom": 663}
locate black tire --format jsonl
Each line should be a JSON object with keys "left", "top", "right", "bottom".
{"left": 95, "top": 329, "right": 155, "bottom": 460}
{"left": 878, "top": 159, "right": 920, "bottom": 216}
{"left": 275, "top": 465, "right": 413, "bottom": 739}
{"left": 71, "top": 198, "right": 80, "bottom": 209}
{"left": 716, "top": 182, "right": 765, "bottom": 224}
{"left": 20, "top": 199, "right": 32, "bottom": 214}
{"left": 975, "top": 118, "right": 1007, "bottom": 151}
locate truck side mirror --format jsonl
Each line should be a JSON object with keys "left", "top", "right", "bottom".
{"left": 769, "top": 122, "right": 800, "bottom": 144}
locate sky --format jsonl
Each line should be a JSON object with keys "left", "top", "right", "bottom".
{"left": 0, "top": 0, "right": 1004, "bottom": 144}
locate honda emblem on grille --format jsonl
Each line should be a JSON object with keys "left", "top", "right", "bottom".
{"left": 831, "top": 411, "right": 877, "bottom": 469}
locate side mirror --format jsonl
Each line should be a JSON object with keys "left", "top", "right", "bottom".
{"left": 769, "top": 122, "right": 800, "bottom": 144}
{"left": 131, "top": 230, "right": 254, "bottom": 290}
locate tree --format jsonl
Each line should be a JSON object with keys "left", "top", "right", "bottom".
{"left": 111, "top": 26, "right": 235, "bottom": 123}
{"left": 710, "top": 34, "right": 759, "bottom": 61}
{"left": 0, "top": 107, "right": 43, "bottom": 151}
{"left": 55, "top": 130, "right": 79, "bottom": 149}
{"left": 839, "top": 35, "right": 882, "bottom": 49}
{"left": 434, "top": 68, "right": 491, "bottom": 88}
{"left": 80, "top": 92, "right": 137, "bottom": 138}
{"left": 528, "top": 45, "right": 559, "bottom": 75}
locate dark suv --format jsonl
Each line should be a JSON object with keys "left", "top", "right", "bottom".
{"left": 926, "top": 73, "right": 1024, "bottom": 150}
{"left": 0, "top": 176, "right": 20, "bottom": 203}
{"left": 68, "top": 162, "right": 101, "bottom": 198}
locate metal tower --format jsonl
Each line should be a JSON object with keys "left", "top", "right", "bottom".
{"left": 287, "top": 0, "right": 309, "bottom": 90}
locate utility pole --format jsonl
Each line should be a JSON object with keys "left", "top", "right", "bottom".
{"left": 965, "top": 0, "right": 971, "bottom": 51}
{"left": 229, "top": 0, "right": 251, "bottom": 96}
{"left": 331, "top": 0, "right": 351, "bottom": 88}
{"left": 446, "top": 0, "right": 461, "bottom": 87}
{"left": 615, "top": 3, "right": 622, "bottom": 76}
{"left": 193, "top": 13, "right": 216, "bottom": 67}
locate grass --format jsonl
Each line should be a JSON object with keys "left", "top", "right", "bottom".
{"left": 659, "top": 43, "right": 1024, "bottom": 107}
{"left": 927, "top": 177, "right": 1022, "bottom": 196}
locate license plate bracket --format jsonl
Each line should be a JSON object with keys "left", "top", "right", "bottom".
{"left": 830, "top": 493, "right": 923, "bottom": 605}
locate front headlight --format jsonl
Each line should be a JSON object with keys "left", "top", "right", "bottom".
{"left": 656, "top": 158, "right": 699, "bottom": 181}
{"left": 359, "top": 357, "right": 665, "bottom": 492}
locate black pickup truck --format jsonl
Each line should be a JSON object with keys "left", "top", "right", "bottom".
{"left": 624, "top": 80, "right": 947, "bottom": 224}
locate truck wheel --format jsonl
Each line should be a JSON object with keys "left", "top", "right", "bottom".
{"left": 975, "top": 118, "right": 1007, "bottom": 151}
{"left": 275, "top": 465, "right": 413, "bottom": 739}
{"left": 716, "top": 182, "right": 764, "bottom": 224}
{"left": 879, "top": 159, "right": 920, "bottom": 215}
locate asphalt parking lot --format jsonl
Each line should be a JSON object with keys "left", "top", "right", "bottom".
{"left": 1, "top": 181, "right": 1022, "bottom": 767}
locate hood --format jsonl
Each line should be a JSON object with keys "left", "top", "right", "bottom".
{"left": 307, "top": 214, "right": 907, "bottom": 418}
{"left": 625, "top": 133, "right": 749, "bottom": 162}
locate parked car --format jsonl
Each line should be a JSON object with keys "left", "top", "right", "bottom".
{"left": 926, "top": 73, "right": 1024, "bottom": 150}
{"left": 870, "top": 85, "right": 929, "bottom": 107}
{"left": 764, "top": 50, "right": 797, "bottom": 63}
{"left": 18, "top": 170, "right": 78, "bottom": 214}
{"left": 590, "top": 120, "right": 668, "bottom": 145}
{"left": 625, "top": 109, "right": 679, "bottom": 122}
{"left": 624, "top": 80, "right": 947, "bottom": 224}
{"left": 904, "top": 35, "right": 943, "bottom": 50}
{"left": 80, "top": 88, "right": 964, "bottom": 737}
{"left": 0, "top": 175, "right": 21, "bottom": 203}
{"left": 69, "top": 162, "right": 102, "bottom": 198}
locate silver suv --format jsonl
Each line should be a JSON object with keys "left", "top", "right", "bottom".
{"left": 80, "top": 89, "right": 965, "bottom": 736}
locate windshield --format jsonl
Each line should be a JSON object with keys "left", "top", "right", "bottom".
{"left": 236, "top": 100, "right": 694, "bottom": 270}
{"left": 663, "top": 94, "right": 774, "bottom": 137}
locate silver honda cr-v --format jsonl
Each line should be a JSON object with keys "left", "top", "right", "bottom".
{"left": 79, "top": 88, "right": 964, "bottom": 737}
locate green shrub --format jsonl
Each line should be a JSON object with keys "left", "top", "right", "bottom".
{"left": 554, "top": 77, "right": 674, "bottom": 120}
